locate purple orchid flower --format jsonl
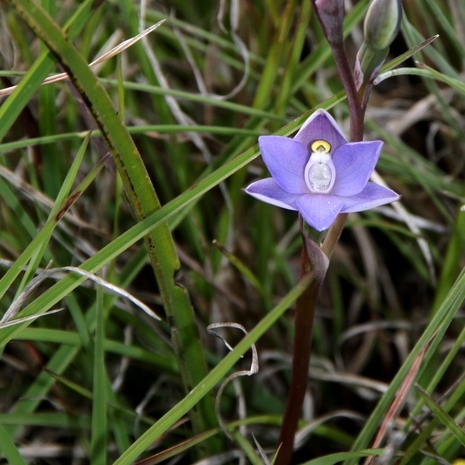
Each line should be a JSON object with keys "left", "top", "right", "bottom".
{"left": 245, "top": 109, "right": 400, "bottom": 231}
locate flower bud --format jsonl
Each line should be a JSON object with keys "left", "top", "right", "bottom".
{"left": 364, "top": 0, "right": 402, "bottom": 51}
{"left": 312, "top": 0, "right": 344, "bottom": 46}
{"left": 354, "top": 0, "right": 402, "bottom": 88}
{"left": 354, "top": 42, "right": 389, "bottom": 88}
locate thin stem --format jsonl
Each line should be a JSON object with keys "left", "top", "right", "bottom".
{"left": 309, "top": 0, "right": 364, "bottom": 140}
{"left": 321, "top": 213, "right": 348, "bottom": 259}
{"left": 275, "top": 245, "right": 325, "bottom": 465}
{"left": 331, "top": 42, "right": 365, "bottom": 141}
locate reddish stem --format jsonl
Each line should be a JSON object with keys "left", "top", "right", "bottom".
{"left": 331, "top": 41, "right": 365, "bottom": 141}
{"left": 275, "top": 242, "right": 327, "bottom": 465}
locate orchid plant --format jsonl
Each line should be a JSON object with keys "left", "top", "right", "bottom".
{"left": 243, "top": 1, "right": 403, "bottom": 464}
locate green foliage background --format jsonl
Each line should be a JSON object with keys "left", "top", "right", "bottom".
{"left": 0, "top": 0, "right": 465, "bottom": 464}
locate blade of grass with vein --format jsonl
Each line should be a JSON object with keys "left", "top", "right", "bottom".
{"left": 400, "top": 379, "right": 465, "bottom": 464}
{"left": 136, "top": 416, "right": 288, "bottom": 465}
{"left": 401, "top": 15, "right": 457, "bottom": 77}
{"left": 399, "top": 18, "right": 465, "bottom": 169}
{"left": 7, "top": 0, "right": 218, "bottom": 450}
{"left": 423, "top": 0, "right": 465, "bottom": 56}
{"left": 398, "top": 326, "right": 465, "bottom": 464}
{"left": 375, "top": 34, "right": 439, "bottom": 79}
{"left": 105, "top": 375, "right": 132, "bottom": 454}
{"left": 98, "top": 79, "right": 287, "bottom": 122}
{"left": 231, "top": 431, "right": 264, "bottom": 465}
{"left": 0, "top": 126, "right": 263, "bottom": 152}
{"left": 431, "top": 407, "right": 465, "bottom": 465}
{"left": 66, "top": 292, "right": 92, "bottom": 350}
{"left": 416, "top": 62, "right": 465, "bottom": 94}
{"left": 431, "top": 203, "right": 465, "bottom": 314}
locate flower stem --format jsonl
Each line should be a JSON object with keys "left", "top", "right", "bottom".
{"left": 321, "top": 213, "right": 348, "bottom": 258}
{"left": 331, "top": 42, "right": 365, "bottom": 141}
{"left": 275, "top": 236, "right": 328, "bottom": 465}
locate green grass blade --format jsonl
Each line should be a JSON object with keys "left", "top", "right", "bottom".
{"left": 0, "top": 424, "right": 28, "bottom": 465}
{"left": 91, "top": 284, "right": 107, "bottom": 465}
{"left": 0, "top": 125, "right": 263, "bottom": 152}
{"left": 301, "top": 449, "right": 384, "bottom": 465}
{"left": 416, "top": 385, "right": 465, "bottom": 447}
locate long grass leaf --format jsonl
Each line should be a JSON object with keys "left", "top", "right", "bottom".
{"left": 91, "top": 284, "right": 107, "bottom": 465}
{"left": 0, "top": 424, "right": 28, "bottom": 465}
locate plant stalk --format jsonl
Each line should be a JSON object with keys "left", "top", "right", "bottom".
{"left": 275, "top": 236, "right": 328, "bottom": 465}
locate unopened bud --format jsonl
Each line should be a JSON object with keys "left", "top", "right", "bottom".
{"left": 354, "top": 0, "right": 402, "bottom": 88}
{"left": 312, "top": 0, "right": 344, "bottom": 46}
{"left": 364, "top": 0, "right": 402, "bottom": 51}
{"left": 354, "top": 42, "right": 389, "bottom": 87}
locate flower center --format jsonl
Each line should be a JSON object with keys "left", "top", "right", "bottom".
{"left": 304, "top": 139, "right": 335, "bottom": 193}
{"left": 308, "top": 163, "right": 332, "bottom": 191}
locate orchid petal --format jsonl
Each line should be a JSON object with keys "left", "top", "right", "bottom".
{"left": 245, "top": 178, "right": 300, "bottom": 210}
{"left": 340, "top": 183, "right": 401, "bottom": 213}
{"left": 296, "top": 194, "right": 343, "bottom": 231}
{"left": 258, "top": 136, "right": 309, "bottom": 194}
{"left": 331, "top": 141, "right": 383, "bottom": 196}
{"left": 294, "top": 109, "right": 347, "bottom": 151}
